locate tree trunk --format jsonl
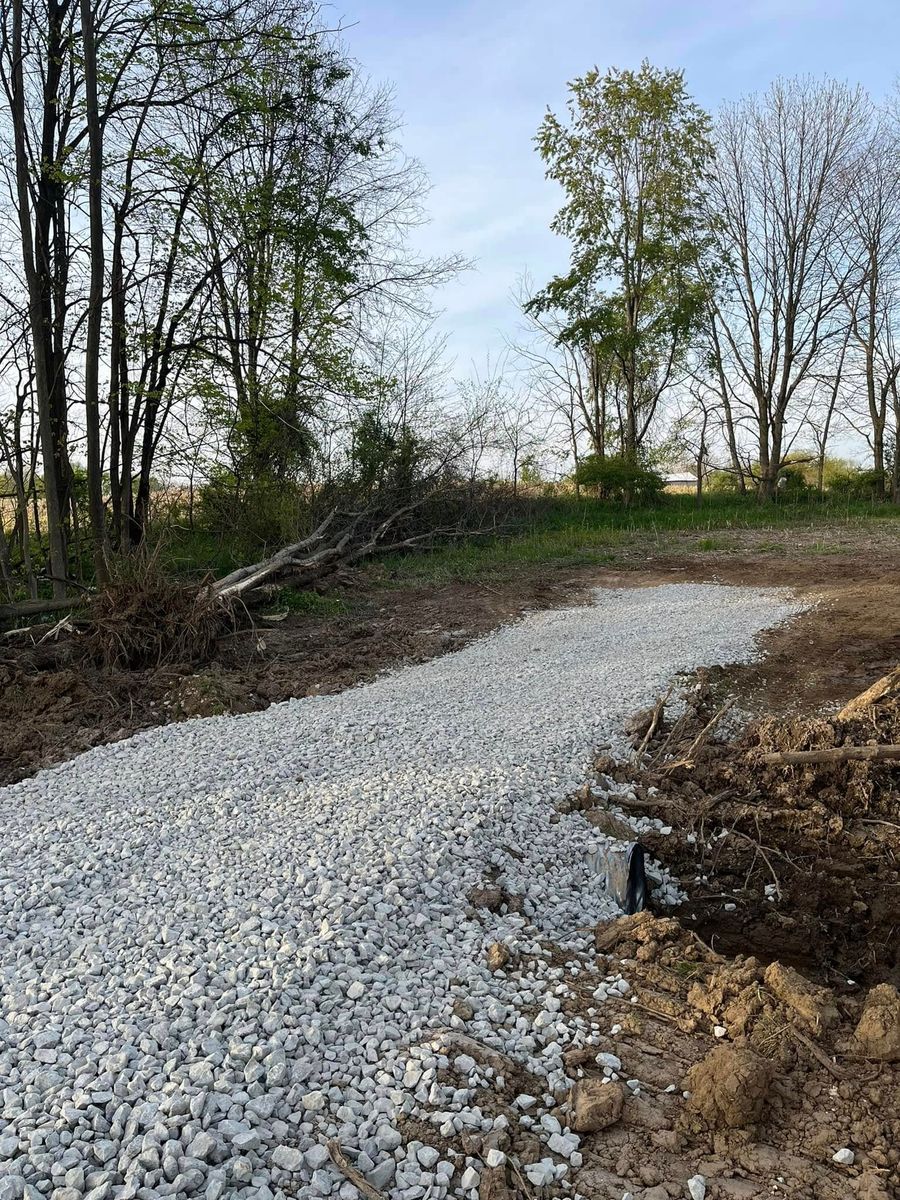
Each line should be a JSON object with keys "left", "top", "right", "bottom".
{"left": 80, "top": 0, "right": 109, "bottom": 580}
{"left": 10, "top": 0, "right": 67, "bottom": 597}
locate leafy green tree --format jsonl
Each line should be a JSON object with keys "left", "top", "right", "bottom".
{"left": 574, "top": 453, "right": 664, "bottom": 504}
{"left": 528, "top": 61, "right": 716, "bottom": 461}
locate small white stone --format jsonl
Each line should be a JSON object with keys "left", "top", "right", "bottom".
{"left": 460, "top": 1166, "right": 480, "bottom": 1188}
{"left": 713, "top": 1026, "right": 727, "bottom": 1038}
{"left": 485, "top": 1149, "right": 506, "bottom": 1168}
{"left": 688, "top": 1175, "right": 707, "bottom": 1200}
{"left": 525, "top": 1160, "right": 556, "bottom": 1187}
{"left": 595, "top": 1053, "right": 622, "bottom": 1070}
{"left": 832, "top": 1148, "right": 855, "bottom": 1166}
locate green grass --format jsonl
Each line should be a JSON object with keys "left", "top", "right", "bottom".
{"left": 372, "top": 494, "right": 900, "bottom": 585}
{"left": 141, "top": 493, "right": 900, "bottom": 592}
{"left": 264, "top": 587, "right": 347, "bottom": 616}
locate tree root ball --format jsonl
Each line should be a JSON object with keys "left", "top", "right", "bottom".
{"left": 682, "top": 1045, "right": 775, "bottom": 1131}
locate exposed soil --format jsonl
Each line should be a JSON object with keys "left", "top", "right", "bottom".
{"left": 422, "top": 904, "right": 900, "bottom": 1200}
{"left": 566, "top": 913, "right": 899, "bottom": 1200}
{"left": 2, "top": 521, "right": 900, "bottom": 787}
{"left": 585, "top": 667, "right": 900, "bottom": 988}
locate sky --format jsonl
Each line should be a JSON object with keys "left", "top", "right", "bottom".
{"left": 339, "top": 0, "right": 900, "bottom": 379}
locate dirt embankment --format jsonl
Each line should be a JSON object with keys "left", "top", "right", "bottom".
{"left": 554, "top": 656, "right": 900, "bottom": 1199}
{"left": 556, "top": 911, "right": 900, "bottom": 1200}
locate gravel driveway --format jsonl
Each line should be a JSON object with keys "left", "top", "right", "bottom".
{"left": 0, "top": 583, "right": 803, "bottom": 1200}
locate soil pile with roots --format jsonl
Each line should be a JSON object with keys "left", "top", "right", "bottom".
{"left": 83, "top": 567, "right": 234, "bottom": 670}
{"left": 587, "top": 667, "right": 900, "bottom": 988}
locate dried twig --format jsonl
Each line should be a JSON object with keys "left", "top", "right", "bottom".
{"left": 418, "top": 1029, "right": 520, "bottom": 1076}
{"left": 633, "top": 686, "right": 673, "bottom": 763}
{"left": 663, "top": 698, "right": 735, "bottom": 771}
{"left": 790, "top": 1028, "right": 878, "bottom": 1083}
{"left": 326, "top": 1141, "right": 387, "bottom": 1200}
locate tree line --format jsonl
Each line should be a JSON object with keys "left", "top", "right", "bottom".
{"left": 522, "top": 64, "right": 900, "bottom": 503}
{"left": 0, "top": 0, "right": 461, "bottom": 601}
{"left": 0, "top": 27, "right": 897, "bottom": 604}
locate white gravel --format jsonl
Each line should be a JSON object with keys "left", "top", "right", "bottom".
{"left": 0, "top": 584, "right": 803, "bottom": 1200}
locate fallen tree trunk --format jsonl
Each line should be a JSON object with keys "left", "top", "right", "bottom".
{"left": 0, "top": 596, "right": 82, "bottom": 620}
{"left": 207, "top": 500, "right": 470, "bottom": 604}
{"left": 760, "top": 745, "right": 900, "bottom": 766}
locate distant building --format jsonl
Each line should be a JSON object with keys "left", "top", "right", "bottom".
{"left": 663, "top": 471, "right": 698, "bottom": 494}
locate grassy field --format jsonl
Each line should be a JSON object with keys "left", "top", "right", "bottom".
{"left": 371, "top": 494, "right": 900, "bottom": 585}
{"left": 9, "top": 492, "right": 896, "bottom": 603}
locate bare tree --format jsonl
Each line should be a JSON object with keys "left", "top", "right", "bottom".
{"left": 840, "top": 109, "right": 900, "bottom": 496}
{"left": 805, "top": 326, "right": 852, "bottom": 493}
{"left": 709, "top": 77, "right": 869, "bottom": 500}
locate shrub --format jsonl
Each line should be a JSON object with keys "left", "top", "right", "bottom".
{"left": 827, "top": 466, "right": 887, "bottom": 500}
{"left": 574, "top": 454, "right": 665, "bottom": 504}
{"left": 775, "top": 465, "right": 815, "bottom": 500}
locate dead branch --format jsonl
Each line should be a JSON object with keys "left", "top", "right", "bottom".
{"left": 326, "top": 1141, "right": 387, "bottom": 1200}
{"left": 0, "top": 596, "right": 82, "bottom": 620}
{"left": 760, "top": 745, "right": 900, "bottom": 766}
{"left": 207, "top": 496, "right": 475, "bottom": 604}
{"left": 633, "top": 686, "right": 672, "bottom": 762}
{"left": 210, "top": 509, "right": 339, "bottom": 599}
{"left": 837, "top": 667, "right": 900, "bottom": 720}
{"left": 663, "top": 698, "right": 735, "bottom": 771}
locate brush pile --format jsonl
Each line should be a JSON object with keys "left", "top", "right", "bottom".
{"left": 84, "top": 566, "right": 233, "bottom": 670}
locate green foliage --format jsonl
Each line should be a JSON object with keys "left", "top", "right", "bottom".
{"left": 827, "top": 466, "right": 888, "bottom": 499}
{"left": 352, "top": 410, "right": 424, "bottom": 494}
{"left": 197, "top": 469, "right": 309, "bottom": 551}
{"left": 775, "top": 465, "right": 815, "bottom": 500}
{"left": 527, "top": 61, "right": 717, "bottom": 454}
{"left": 519, "top": 454, "right": 543, "bottom": 487}
{"left": 266, "top": 587, "right": 347, "bottom": 616}
{"left": 706, "top": 470, "right": 742, "bottom": 494}
{"left": 573, "top": 454, "right": 665, "bottom": 503}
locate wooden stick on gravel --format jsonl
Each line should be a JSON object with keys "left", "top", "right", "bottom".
{"left": 327, "top": 1141, "right": 388, "bottom": 1200}
{"left": 633, "top": 686, "right": 673, "bottom": 762}
{"left": 760, "top": 745, "right": 900, "bottom": 766}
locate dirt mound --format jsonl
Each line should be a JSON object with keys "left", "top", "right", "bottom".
{"left": 682, "top": 1044, "right": 775, "bottom": 1131}
{"left": 855, "top": 985, "right": 900, "bottom": 1063}
{"left": 165, "top": 669, "right": 260, "bottom": 719}
{"left": 569, "top": 911, "right": 900, "bottom": 1199}
{"left": 592, "top": 669, "right": 900, "bottom": 987}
